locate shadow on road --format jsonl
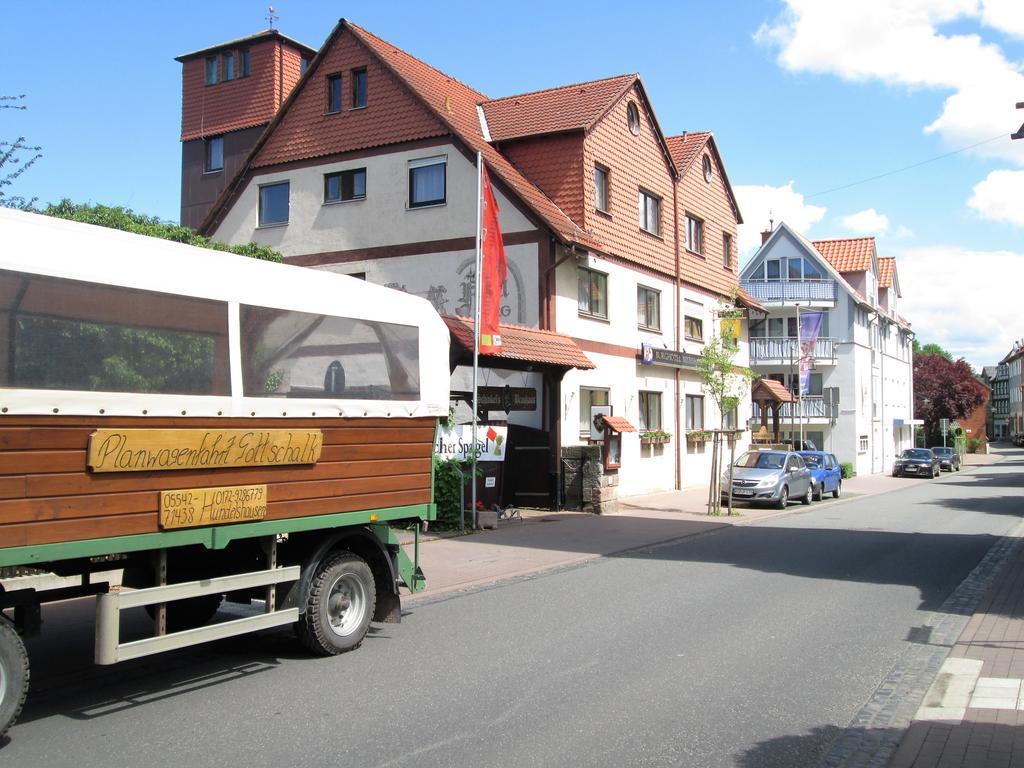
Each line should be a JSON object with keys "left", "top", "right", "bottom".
{"left": 735, "top": 719, "right": 1024, "bottom": 768}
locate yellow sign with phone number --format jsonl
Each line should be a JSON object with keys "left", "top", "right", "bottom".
{"left": 159, "top": 484, "right": 268, "bottom": 529}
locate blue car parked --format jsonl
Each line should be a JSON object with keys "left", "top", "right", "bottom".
{"left": 797, "top": 451, "right": 842, "bottom": 501}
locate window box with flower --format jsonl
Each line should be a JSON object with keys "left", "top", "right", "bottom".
{"left": 640, "top": 429, "right": 672, "bottom": 445}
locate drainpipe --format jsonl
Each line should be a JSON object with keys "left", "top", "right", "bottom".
{"left": 672, "top": 182, "right": 682, "bottom": 490}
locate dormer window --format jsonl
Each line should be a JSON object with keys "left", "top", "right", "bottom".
{"left": 224, "top": 52, "right": 235, "bottom": 81}
{"left": 351, "top": 68, "right": 367, "bottom": 108}
{"left": 300, "top": 57, "right": 310, "bottom": 76}
{"left": 240, "top": 49, "right": 251, "bottom": 77}
{"left": 205, "top": 56, "right": 218, "bottom": 85}
{"left": 626, "top": 102, "right": 641, "bottom": 135}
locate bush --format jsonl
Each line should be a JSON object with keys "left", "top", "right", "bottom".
{"left": 433, "top": 456, "right": 469, "bottom": 530}
{"left": 966, "top": 437, "right": 982, "bottom": 454}
{"left": 840, "top": 462, "right": 855, "bottom": 479}
{"left": 40, "top": 200, "right": 283, "bottom": 262}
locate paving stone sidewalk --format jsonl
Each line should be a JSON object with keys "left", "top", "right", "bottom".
{"left": 890, "top": 535, "right": 1024, "bottom": 768}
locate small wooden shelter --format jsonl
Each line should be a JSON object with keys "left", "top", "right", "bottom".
{"left": 751, "top": 378, "right": 795, "bottom": 444}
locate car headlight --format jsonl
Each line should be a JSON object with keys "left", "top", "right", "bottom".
{"left": 757, "top": 477, "right": 777, "bottom": 487}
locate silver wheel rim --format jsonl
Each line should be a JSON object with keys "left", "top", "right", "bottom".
{"left": 326, "top": 573, "right": 367, "bottom": 637}
{"left": 0, "top": 655, "right": 7, "bottom": 706}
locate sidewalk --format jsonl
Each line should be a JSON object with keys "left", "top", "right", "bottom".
{"left": 403, "top": 454, "right": 998, "bottom": 603}
{"left": 890, "top": 534, "right": 1024, "bottom": 767}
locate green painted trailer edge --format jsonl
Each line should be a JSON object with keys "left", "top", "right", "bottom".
{"left": 0, "top": 502, "right": 436, "bottom": 568}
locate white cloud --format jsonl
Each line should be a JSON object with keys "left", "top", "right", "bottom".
{"left": 897, "top": 244, "right": 1024, "bottom": 368}
{"left": 968, "top": 169, "right": 1024, "bottom": 226}
{"left": 755, "top": 1, "right": 1024, "bottom": 168}
{"left": 980, "top": 0, "right": 1024, "bottom": 38}
{"left": 841, "top": 208, "right": 890, "bottom": 235}
{"left": 894, "top": 225, "right": 915, "bottom": 238}
{"left": 734, "top": 181, "right": 826, "bottom": 255}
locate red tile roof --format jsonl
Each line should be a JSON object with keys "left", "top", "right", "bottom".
{"left": 480, "top": 74, "right": 636, "bottom": 141}
{"left": 665, "top": 132, "right": 710, "bottom": 174}
{"left": 602, "top": 415, "right": 637, "bottom": 433}
{"left": 346, "top": 22, "right": 600, "bottom": 250}
{"left": 737, "top": 287, "right": 766, "bottom": 314}
{"left": 812, "top": 237, "right": 876, "bottom": 273}
{"left": 878, "top": 256, "right": 896, "bottom": 288}
{"left": 752, "top": 378, "right": 795, "bottom": 403}
{"left": 444, "top": 316, "right": 595, "bottom": 370}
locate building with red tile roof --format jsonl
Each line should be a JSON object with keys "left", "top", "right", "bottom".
{"left": 184, "top": 18, "right": 755, "bottom": 502}
{"left": 176, "top": 29, "right": 317, "bottom": 230}
{"left": 739, "top": 222, "right": 916, "bottom": 477}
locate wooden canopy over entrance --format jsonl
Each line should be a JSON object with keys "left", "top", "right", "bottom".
{"left": 751, "top": 378, "right": 794, "bottom": 444}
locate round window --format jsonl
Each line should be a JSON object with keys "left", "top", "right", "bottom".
{"left": 626, "top": 102, "right": 640, "bottom": 135}
{"left": 703, "top": 154, "right": 713, "bottom": 183}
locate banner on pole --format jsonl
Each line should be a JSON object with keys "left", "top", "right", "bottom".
{"left": 478, "top": 164, "right": 507, "bottom": 355}
{"left": 798, "top": 311, "right": 824, "bottom": 395}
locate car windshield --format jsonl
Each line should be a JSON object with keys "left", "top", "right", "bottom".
{"left": 932, "top": 448, "right": 953, "bottom": 456}
{"left": 901, "top": 449, "right": 932, "bottom": 460}
{"left": 801, "top": 454, "right": 823, "bottom": 468}
{"left": 735, "top": 451, "right": 786, "bottom": 469}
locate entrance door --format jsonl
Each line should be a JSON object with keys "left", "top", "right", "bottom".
{"left": 503, "top": 424, "right": 553, "bottom": 508}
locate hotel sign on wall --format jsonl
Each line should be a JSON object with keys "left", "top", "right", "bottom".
{"left": 87, "top": 429, "right": 323, "bottom": 473}
{"left": 640, "top": 343, "right": 701, "bottom": 371}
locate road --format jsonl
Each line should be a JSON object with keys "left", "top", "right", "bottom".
{"left": 4, "top": 453, "right": 1022, "bottom": 767}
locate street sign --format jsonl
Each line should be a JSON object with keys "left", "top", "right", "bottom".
{"left": 940, "top": 418, "right": 950, "bottom": 435}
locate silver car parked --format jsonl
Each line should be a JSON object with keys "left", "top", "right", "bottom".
{"left": 722, "top": 450, "right": 814, "bottom": 509}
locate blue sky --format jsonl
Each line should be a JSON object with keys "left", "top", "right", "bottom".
{"left": 3, "top": 1, "right": 1023, "bottom": 366}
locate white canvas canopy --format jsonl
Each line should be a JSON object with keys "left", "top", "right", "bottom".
{"left": 0, "top": 208, "right": 450, "bottom": 418}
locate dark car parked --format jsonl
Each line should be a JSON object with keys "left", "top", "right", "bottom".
{"left": 893, "top": 448, "right": 941, "bottom": 478}
{"left": 930, "top": 446, "right": 961, "bottom": 472}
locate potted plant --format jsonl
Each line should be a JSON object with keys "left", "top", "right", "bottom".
{"left": 687, "top": 429, "right": 713, "bottom": 443}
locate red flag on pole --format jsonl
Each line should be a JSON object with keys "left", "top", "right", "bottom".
{"left": 478, "top": 164, "right": 507, "bottom": 354}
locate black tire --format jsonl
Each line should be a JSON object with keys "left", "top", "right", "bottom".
{"left": 812, "top": 482, "right": 823, "bottom": 502}
{"left": 0, "top": 618, "right": 28, "bottom": 740}
{"left": 296, "top": 551, "right": 376, "bottom": 656}
{"left": 801, "top": 484, "right": 813, "bottom": 505}
{"left": 775, "top": 486, "right": 789, "bottom": 510}
{"left": 833, "top": 482, "right": 841, "bottom": 499}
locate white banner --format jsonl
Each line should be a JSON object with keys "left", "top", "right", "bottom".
{"left": 434, "top": 425, "right": 508, "bottom": 462}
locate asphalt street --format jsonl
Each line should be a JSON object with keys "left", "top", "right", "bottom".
{"left": 4, "top": 456, "right": 1022, "bottom": 768}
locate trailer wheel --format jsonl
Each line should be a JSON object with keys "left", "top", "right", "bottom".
{"left": 296, "top": 551, "right": 376, "bottom": 656}
{"left": 0, "top": 618, "right": 28, "bottom": 739}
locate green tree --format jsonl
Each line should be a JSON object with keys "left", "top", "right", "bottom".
{"left": 0, "top": 95, "right": 42, "bottom": 210}
{"left": 41, "top": 200, "right": 283, "bottom": 262}
{"left": 913, "top": 339, "right": 953, "bottom": 361}
{"left": 697, "top": 302, "right": 754, "bottom": 515}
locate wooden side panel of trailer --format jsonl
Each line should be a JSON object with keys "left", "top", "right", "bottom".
{"left": 0, "top": 416, "right": 435, "bottom": 548}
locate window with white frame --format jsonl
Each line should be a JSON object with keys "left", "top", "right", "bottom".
{"left": 408, "top": 156, "right": 446, "bottom": 208}
{"left": 258, "top": 181, "right": 289, "bottom": 227}
{"left": 639, "top": 190, "right": 661, "bottom": 236}
{"left": 859, "top": 435, "right": 869, "bottom": 453}
{"left": 579, "top": 387, "right": 609, "bottom": 436}
{"left": 578, "top": 267, "right": 608, "bottom": 319}
{"left": 639, "top": 391, "right": 662, "bottom": 431}
{"left": 637, "top": 285, "right": 660, "bottom": 330}
{"left": 723, "top": 404, "right": 738, "bottom": 430}
{"left": 686, "top": 215, "right": 704, "bottom": 255}
{"left": 685, "top": 395, "right": 704, "bottom": 430}
{"left": 595, "top": 165, "right": 609, "bottom": 213}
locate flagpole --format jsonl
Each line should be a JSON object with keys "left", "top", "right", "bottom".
{"left": 797, "top": 305, "right": 804, "bottom": 448}
{"left": 471, "top": 151, "right": 483, "bottom": 529}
